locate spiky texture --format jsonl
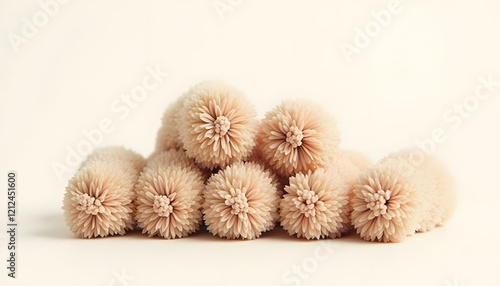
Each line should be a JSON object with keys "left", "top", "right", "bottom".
{"left": 63, "top": 147, "right": 144, "bottom": 238}
{"left": 280, "top": 169, "right": 350, "bottom": 239}
{"left": 135, "top": 151, "right": 204, "bottom": 239}
{"left": 203, "top": 162, "right": 279, "bottom": 239}
{"left": 256, "top": 99, "right": 340, "bottom": 177}
{"left": 351, "top": 149, "right": 456, "bottom": 242}
{"left": 176, "top": 81, "right": 258, "bottom": 170}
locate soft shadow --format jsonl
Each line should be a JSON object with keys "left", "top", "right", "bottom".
{"left": 263, "top": 226, "right": 372, "bottom": 244}
{"left": 31, "top": 213, "right": 385, "bottom": 244}
{"left": 261, "top": 225, "right": 306, "bottom": 241}
{"left": 187, "top": 224, "right": 295, "bottom": 242}
{"left": 31, "top": 212, "right": 74, "bottom": 240}
{"left": 186, "top": 224, "right": 241, "bottom": 242}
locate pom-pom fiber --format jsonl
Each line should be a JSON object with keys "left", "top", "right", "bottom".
{"left": 351, "top": 149, "right": 456, "bottom": 242}
{"left": 256, "top": 99, "right": 340, "bottom": 177}
{"left": 63, "top": 147, "right": 145, "bottom": 238}
{"left": 203, "top": 162, "right": 279, "bottom": 239}
{"left": 177, "top": 81, "right": 258, "bottom": 170}
{"left": 135, "top": 150, "right": 205, "bottom": 239}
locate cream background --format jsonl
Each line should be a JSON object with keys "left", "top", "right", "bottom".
{"left": 0, "top": 0, "right": 499, "bottom": 285}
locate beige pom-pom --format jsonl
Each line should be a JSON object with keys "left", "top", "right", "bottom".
{"left": 280, "top": 169, "right": 350, "bottom": 239}
{"left": 135, "top": 150, "right": 205, "bottom": 239}
{"left": 154, "top": 97, "right": 185, "bottom": 155}
{"left": 63, "top": 147, "right": 145, "bottom": 238}
{"left": 256, "top": 99, "right": 340, "bottom": 177}
{"left": 176, "top": 81, "right": 259, "bottom": 170}
{"left": 351, "top": 149, "right": 456, "bottom": 242}
{"left": 203, "top": 162, "right": 279, "bottom": 239}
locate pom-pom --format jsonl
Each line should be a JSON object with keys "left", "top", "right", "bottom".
{"left": 203, "top": 162, "right": 279, "bottom": 239}
{"left": 280, "top": 169, "right": 349, "bottom": 239}
{"left": 351, "top": 149, "right": 456, "bottom": 242}
{"left": 256, "top": 99, "right": 340, "bottom": 177}
{"left": 177, "top": 81, "right": 258, "bottom": 169}
{"left": 63, "top": 147, "right": 145, "bottom": 238}
{"left": 135, "top": 150, "right": 205, "bottom": 239}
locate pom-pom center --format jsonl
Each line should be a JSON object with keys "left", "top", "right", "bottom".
{"left": 293, "top": 189, "right": 319, "bottom": 217}
{"left": 286, "top": 125, "right": 304, "bottom": 148}
{"left": 153, "top": 195, "right": 174, "bottom": 217}
{"left": 224, "top": 188, "right": 249, "bottom": 217}
{"left": 214, "top": 116, "right": 231, "bottom": 136}
{"left": 367, "top": 190, "right": 391, "bottom": 217}
{"left": 75, "top": 193, "right": 104, "bottom": 215}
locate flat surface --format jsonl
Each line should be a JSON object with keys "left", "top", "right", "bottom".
{"left": 1, "top": 1, "right": 500, "bottom": 285}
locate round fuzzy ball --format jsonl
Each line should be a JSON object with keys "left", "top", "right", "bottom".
{"left": 135, "top": 151, "right": 205, "bottom": 239}
{"left": 280, "top": 169, "right": 350, "bottom": 239}
{"left": 203, "top": 162, "right": 279, "bottom": 239}
{"left": 63, "top": 147, "right": 144, "bottom": 238}
{"left": 176, "top": 81, "right": 258, "bottom": 170}
{"left": 256, "top": 99, "right": 340, "bottom": 177}
{"left": 351, "top": 149, "right": 455, "bottom": 243}
{"left": 352, "top": 154, "right": 421, "bottom": 243}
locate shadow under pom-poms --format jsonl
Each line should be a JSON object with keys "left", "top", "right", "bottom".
{"left": 280, "top": 169, "right": 350, "bottom": 239}
{"left": 63, "top": 147, "right": 145, "bottom": 238}
{"left": 135, "top": 150, "right": 205, "bottom": 239}
{"left": 256, "top": 99, "right": 340, "bottom": 177}
{"left": 176, "top": 81, "right": 259, "bottom": 170}
{"left": 203, "top": 162, "right": 280, "bottom": 239}
{"left": 351, "top": 149, "right": 456, "bottom": 243}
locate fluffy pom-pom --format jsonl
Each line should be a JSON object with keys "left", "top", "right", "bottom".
{"left": 63, "top": 147, "right": 145, "bottom": 238}
{"left": 256, "top": 99, "right": 340, "bottom": 177}
{"left": 351, "top": 149, "right": 456, "bottom": 242}
{"left": 177, "top": 81, "right": 258, "bottom": 169}
{"left": 280, "top": 169, "right": 350, "bottom": 239}
{"left": 135, "top": 151, "right": 205, "bottom": 239}
{"left": 203, "top": 162, "right": 279, "bottom": 239}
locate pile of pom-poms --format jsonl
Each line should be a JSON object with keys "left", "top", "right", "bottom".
{"left": 63, "top": 80, "right": 456, "bottom": 243}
